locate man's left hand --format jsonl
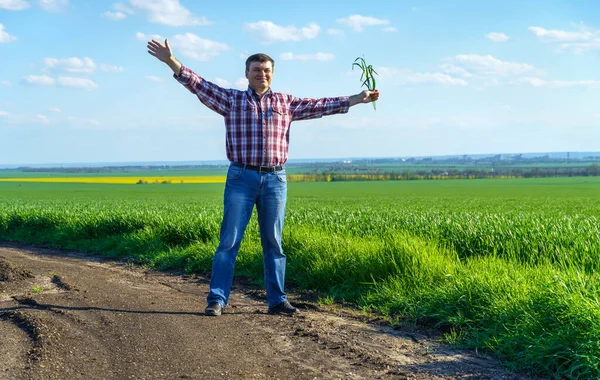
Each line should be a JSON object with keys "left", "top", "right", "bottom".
{"left": 350, "top": 90, "right": 380, "bottom": 107}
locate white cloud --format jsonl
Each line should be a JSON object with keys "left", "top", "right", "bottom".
{"left": 213, "top": 78, "right": 231, "bottom": 87}
{"left": 234, "top": 77, "right": 247, "bottom": 90}
{"left": 449, "top": 54, "right": 537, "bottom": 76}
{"left": 0, "top": 0, "right": 30, "bottom": 10}
{"left": 39, "top": 0, "right": 68, "bottom": 12}
{"left": 512, "top": 77, "right": 600, "bottom": 88}
{"left": 136, "top": 32, "right": 164, "bottom": 42}
{"left": 49, "top": 107, "right": 61, "bottom": 113}
{"left": 113, "top": 2, "right": 134, "bottom": 14}
{"left": 170, "top": 33, "right": 229, "bottom": 61}
{"left": 513, "top": 77, "right": 545, "bottom": 87}
{"left": 382, "top": 27, "right": 397, "bottom": 32}
{"left": 0, "top": 110, "right": 53, "bottom": 125}
{"left": 129, "top": 0, "right": 211, "bottom": 27}
{"left": 439, "top": 63, "right": 472, "bottom": 78}
{"left": 146, "top": 75, "right": 162, "bottom": 82}
{"left": 280, "top": 52, "right": 335, "bottom": 61}
{"left": 2, "top": 80, "right": 12, "bottom": 86}
{"left": 22, "top": 75, "right": 55, "bottom": 86}
{"left": 100, "top": 63, "right": 124, "bottom": 72}
{"left": 529, "top": 26, "right": 592, "bottom": 42}
{"left": 102, "top": 11, "right": 126, "bottom": 20}
{"left": 244, "top": 21, "right": 320, "bottom": 43}
{"left": 486, "top": 32, "right": 509, "bottom": 42}
{"left": 58, "top": 76, "right": 99, "bottom": 90}
{"left": 327, "top": 28, "right": 344, "bottom": 36}
{"left": 138, "top": 32, "right": 227, "bottom": 61}
{"left": 337, "top": 15, "right": 389, "bottom": 32}
{"left": 378, "top": 67, "right": 468, "bottom": 86}
{"left": 529, "top": 24, "right": 600, "bottom": 53}
{"left": 406, "top": 72, "right": 468, "bottom": 86}
{"left": 0, "top": 24, "right": 17, "bottom": 43}
{"left": 43, "top": 57, "right": 97, "bottom": 73}
{"left": 36, "top": 114, "right": 50, "bottom": 124}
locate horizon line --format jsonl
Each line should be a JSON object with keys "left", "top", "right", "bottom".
{"left": 2, "top": 150, "right": 600, "bottom": 169}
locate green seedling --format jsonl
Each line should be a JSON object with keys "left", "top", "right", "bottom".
{"left": 352, "top": 56, "right": 378, "bottom": 110}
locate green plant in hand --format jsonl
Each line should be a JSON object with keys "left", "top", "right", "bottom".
{"left": 352, "top": 56, "right": 378, "bottom": 110}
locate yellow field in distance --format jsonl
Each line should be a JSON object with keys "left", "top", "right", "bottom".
{"left": 0, "top": 176, "right": 226, "bottom": 184}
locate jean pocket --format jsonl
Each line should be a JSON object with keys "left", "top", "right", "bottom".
{"left": 227, "top": 166, "right": 244, "bottom": 180}
{"left": 276, "top": 172, "right": 287, "bottom": 183}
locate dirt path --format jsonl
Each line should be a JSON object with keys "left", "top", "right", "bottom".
{"left": 0, "top": 243, "right": 535, "bottom": 380}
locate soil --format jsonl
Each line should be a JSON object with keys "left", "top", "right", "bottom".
{"left": 0, "top": 242, "right": 539, "bottom": 380}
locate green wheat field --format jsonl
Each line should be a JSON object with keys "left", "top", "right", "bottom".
{"left": 1, "top": 177, "right": 599, "bottom": 378}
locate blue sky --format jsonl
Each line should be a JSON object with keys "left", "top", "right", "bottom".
{"left": 2, "top": 0, "right": 600, "bottom": 165}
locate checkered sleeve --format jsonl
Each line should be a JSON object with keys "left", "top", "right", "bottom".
{"left": 173, "top": 65, "right": 231, "bottom": 116}
{"left": 288, "top": 95, "right": 350, "bottom": 121}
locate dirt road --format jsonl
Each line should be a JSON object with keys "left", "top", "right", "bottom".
{"left": 0, "top": 243, "right": 533, "bottom": 379}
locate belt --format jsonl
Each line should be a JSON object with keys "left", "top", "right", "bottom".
{"left": 232, "top": 162, "right": 283, "bottom": 173}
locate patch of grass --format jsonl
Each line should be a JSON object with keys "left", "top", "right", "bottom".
{"left": 317, "top": 295, "right": 335, "bottom": 306}
{"left": 30, "top": 285, "right": 43, "bottom": 294}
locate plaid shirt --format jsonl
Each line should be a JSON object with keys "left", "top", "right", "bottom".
{"left": 174, "top": 65, "right": 350, "bottom": 167}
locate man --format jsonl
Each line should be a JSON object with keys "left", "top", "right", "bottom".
{"left": 147, "top": 39, "right": 379, "bottom": 316}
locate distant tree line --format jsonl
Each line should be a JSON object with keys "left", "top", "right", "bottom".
{"left": 11, "top": 162, "right": 600, "bottom": 182}
{"left": 288, "top": 163, "right": 600, "bottom": 182}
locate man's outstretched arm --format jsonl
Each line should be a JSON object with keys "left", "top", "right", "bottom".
{"left": 289, "top": 89, "right": 381, "bottom": 121}
{"left": 146, "top": 38, "right": 231, "bottom": 116}
{"left": 349, "top": 89, "right": 380, "bottom": 107}
{"left": 147, "top": 39, "right": 182, "bottom": 76}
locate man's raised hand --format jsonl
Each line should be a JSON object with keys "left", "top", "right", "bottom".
{"left": 147, "top": 39, "right": 173, "bottom": 63}
{"left": 147, "top": 38, "right": 182, "bottom": 75}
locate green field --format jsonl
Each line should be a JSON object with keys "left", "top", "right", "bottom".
{"left": 1, "top": 177, "right": 600, "bottom": 378}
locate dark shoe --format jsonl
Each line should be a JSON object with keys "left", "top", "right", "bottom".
{"left": 205, "top": 302, "right": 222, "bottom": 316}
{"left": 268, "top": 300, "right": 299, "bottom": 315}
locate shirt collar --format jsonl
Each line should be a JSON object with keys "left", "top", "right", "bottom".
{"left": 246, "top": 86, "right": 272, "bottom": 99}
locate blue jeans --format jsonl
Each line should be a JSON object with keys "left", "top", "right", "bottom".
{"left": 207, "top": 164, "right": 288, "bottom": 308}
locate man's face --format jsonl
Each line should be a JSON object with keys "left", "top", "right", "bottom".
{"left": 245, "top": 61, "right": 273, "bottom": 94}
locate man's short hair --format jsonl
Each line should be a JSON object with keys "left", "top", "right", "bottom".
{"left": 245, "top": 53, "right": 275, "bottom": 72}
